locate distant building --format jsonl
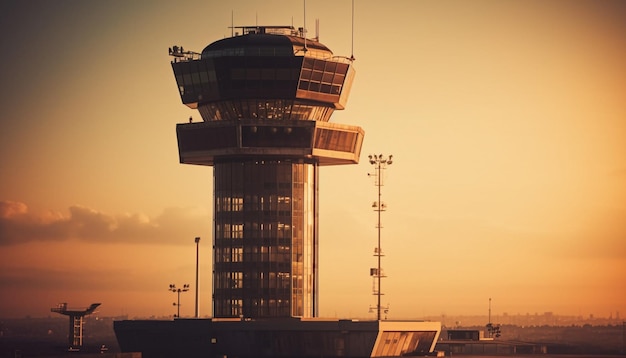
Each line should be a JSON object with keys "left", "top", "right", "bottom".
{"left": 438, "top": 329, "right": 547, "bottom": 355}
{"left": 447, "top": 329, "right": 485, "bottom": 341}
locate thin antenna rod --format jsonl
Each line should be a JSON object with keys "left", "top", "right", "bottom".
{"left": 316, "top": 18, "right": 319, "bottom": 41}
{"left": 351, "top": 0, "right": 355, "bottom": 60}
{"left": 231, "top": 10, "right": 234, "bottom": 37}
{"left": 303, "top": 0, "right": 307, "bottom": 50}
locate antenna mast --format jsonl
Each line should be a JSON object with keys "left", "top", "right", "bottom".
{"left": 315, "top": 18, "right": 319, "bottom": 41}
{"left": 351, "top": 0, "right": 355, "bottom": 60}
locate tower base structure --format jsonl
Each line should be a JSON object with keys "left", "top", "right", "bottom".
{"left": 114, "top": 318, "right": 441, "bottom": 358}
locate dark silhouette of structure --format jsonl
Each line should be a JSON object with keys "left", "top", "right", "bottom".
{"left": 50, "top": 302, "right": 100, "bottom": 351}
{"left": 172, "top": 25, "right": 363, "bottom": 319}
{"left": 168, "top": 284, "right": 189, "bottom": 317}
{"left": 114, "top": 24, "right": 440, "bottom": 358}
{"left": 367, "top": 154, "right": 392, "bottom": 320}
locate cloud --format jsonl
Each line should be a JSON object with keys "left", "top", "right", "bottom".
{"left": 0, "top": 200, "right": 210, "bottom": 246}
{"left": 0, "top": 200, "right": 28, "bottom": 217}
{"left": 0, "top": 266, "right": 145, "bottom": 291}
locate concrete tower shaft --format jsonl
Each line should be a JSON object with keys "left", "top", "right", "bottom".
{"left": 170, "top": 26, "right": 364, "bottom": 319}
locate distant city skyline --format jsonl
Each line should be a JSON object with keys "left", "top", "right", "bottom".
{"left": 1, "top": 0, "right": 625, "bottom": 319}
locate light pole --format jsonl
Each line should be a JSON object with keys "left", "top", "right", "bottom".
{"left": 368, "top": 154, "right": 392, "bottom": 321}
{"left": 194, "top": 237, "right": 201, "bottom": 318}
{"left": 169, "top": 283, "right": 189, "bottom": 318}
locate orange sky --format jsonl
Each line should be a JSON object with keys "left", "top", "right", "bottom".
{"left": 1, "top": 0, "right": 625, "bottom": 320}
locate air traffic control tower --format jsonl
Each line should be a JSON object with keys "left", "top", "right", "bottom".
{"left": 170, "top": 26, "right": 363, "bottom": 319}
{"left": 114, "top": 25, "right": 441, "bottom": 358}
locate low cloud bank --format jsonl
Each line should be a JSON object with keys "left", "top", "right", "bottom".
{"left": 0, "top": 200, "right": 209, "bottom": 246}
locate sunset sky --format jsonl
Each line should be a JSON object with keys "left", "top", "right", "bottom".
{"left": 1, "top": 0, "right": 624, "bottom": 320}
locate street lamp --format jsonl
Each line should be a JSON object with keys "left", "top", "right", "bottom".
{"left": 368, "top": 154, "right": 393, "bottom": 321}
{"left": 169, "top": 283, "right": 190, "bottom": 318}
{"left": 194, "top": 237, "right": 201, "bottom": 318}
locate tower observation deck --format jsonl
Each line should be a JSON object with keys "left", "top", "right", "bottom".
{"left": 170, "top": 25, "right": 364, "bottom": 319}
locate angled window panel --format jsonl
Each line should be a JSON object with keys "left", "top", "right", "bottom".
{"left": 322, "top": 72, "right": 334, "bottom": 84}
{"left": 312, "top": 59, "right": 325, "bottom": 71}
{"left": 311, "top": 70, "right": 323, "bottom": 82}
{"left": 314, "top": 128, "right": 357, "bottom": 153}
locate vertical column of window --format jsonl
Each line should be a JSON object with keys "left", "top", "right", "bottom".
{"left": 333, "top": 62, "right": 349, "bottom": 95}
{"left": 251, "top": 162, "right": 269, "bottom": 311}
{"left": 231, "top": 64, "right": 245, "bottom": 95}
{"left": 289, "top": 103, "right": 304, "bottom": 120}
{"left": 308, "top": 59, "right": 325, "bottom": 92}
{"left": 274, "top": 162, "right": 291, "bottom": 316}
{"left": 332, "top": 63, "right": 350, "bottom": 94}
{"left": 172, "top": 64, "right": 186, "bottom": 98}
{"left": 281, "top": 100, "right": 294, "bottom": 121}
{"left": 214, "top": 164, "right": 225, "bottom": 311}
{"left": 265, "top": 163, "right": 276, "bottom": 318}
{"left": 289, "top": 163, "right": 301, "bottom": 316}
{"left": 189, "top": 61, "right": 204, "bottom": 99}
{"left": 230, "top": 163, "right": 244, "bottom": 315}
{"left": 313, "top": 163, "right": 320, "bottom": 317}
{"left": 307, "top": 105, "right": 334, "bottom": 122}
{"left": 214, "top": 271, "right": 229, "bottom": 316}
{"left": 180, "top": 62, "right": 198, "bottom": 103}
{"left": 242, "top": 181, "right": 254, "bottom": 315}
{"left": 275, "top": 62, "right": 295, "bottom": 93}
{"left": 182, "top": 64, "right": 194, "bottom": 101}
{"left": 209, "top": 101, "right": 235, "bottom": 120}
{"left": 304, "top": 162, "right": 312, "bottom": 317}
{"left": 278, "top": 163, "right": 296, "bottom": 316}
{"left": 214, "top": 57, "right": 232, "bottom": 102}
{"left": 244, "top": 56, "right": 261, "bottom": 94}
{"left": 298, "top": 57, "right": 315, "bottom": 91}
{"left": 231, "top": 298, "right": 242, "bottom": 317}
{"left": 320, "top": 61, "right": 336, "bottom": 94}
{"left": 256, "top": 100, "right": 268, "bottom": 119}
{"left": 197, "top": 59, "right": 214, "bottom": 95}
{"left": 216, "top": 163, "right": 239, "bottom": 317}
{"left": 256, "top": 162, "right": 271, "bottom": 316}
{"left": 213, "top": 164, "right": 223, "bottom": 308}
{"left": 267, "top": 99, "right": 278, "bottom": 120}
{"left": 300, "top": 163, "right": 318, "bottom": 317}
{"left": 211, "top": 103, "right": 223, "bottom": 120}
{"left": 260, "top": 65, "right": 276, "bottom": 94}
{"left": 230, "top": 100, "right": 244, "bottom": 119}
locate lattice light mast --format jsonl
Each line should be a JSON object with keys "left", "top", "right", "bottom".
{"left": 368, "top": 154, "right": 392, "bottom": 321}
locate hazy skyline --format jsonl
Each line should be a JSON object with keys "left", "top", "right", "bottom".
{"left": 1, "top": 0, "right": 625, "bottom": 319}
